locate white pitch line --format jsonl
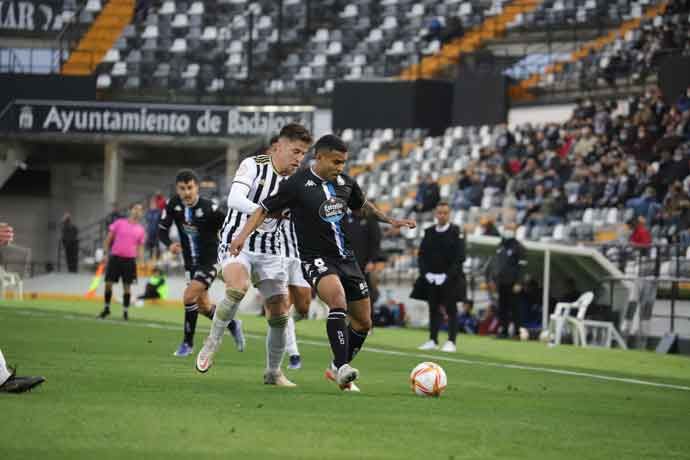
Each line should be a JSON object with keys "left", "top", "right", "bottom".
{"left": 3, "top": 307, "right": 690, "bottom": 392}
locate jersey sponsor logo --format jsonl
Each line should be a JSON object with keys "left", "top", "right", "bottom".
{"left": 174, "top": 205, "right": 182, "bottom": 212}
{"left": 195, "top": 208, "right": 204, "bottom": 218}
{"left": 359, "top": 282, "right": 369, "bottom": 295}
{"left": 305, "top": 180, "right": 317, "bottom": 187}
{"left": 318, "top": 197, "right": 347, "bottom": 224}
{"left": 183, "top": 224, "right": 199, "bottom": 236}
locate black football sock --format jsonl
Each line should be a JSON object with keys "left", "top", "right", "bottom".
{"left": 326, "top": 308, "right": 349, "bottom": 368}
{"left": 104, "top": 289, "right": 112, "bottom": 310}
{"left": 347, "top": 325, "right": 368, "bottom": 362}
{"left": 123, "top": 293, "right": 131, "bottom": 309}
{"left": 184, "top": 303, "right": 199, "bottom": 346}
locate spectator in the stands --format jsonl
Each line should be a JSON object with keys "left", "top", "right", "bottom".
{"left": 573, "top": 126, "right": 598, "bottom": 157}
{"left": 627, "top": 186, "right": 661, "bottom": 224}
{"left": 630, "top": 216, "right": 653, "bottom": 248}
{"left": 411, "top": 174, "right": 440, "bottom": 215}
{"left": 479, "top": 216, "right": 501, "bottom": 237}
{"left": 478, "top": 304, "right": 499, "bottom": 336}
{"left": 458, "top": 300, "right": 478, "bottom": 334}
{"left": 154, "top": 190, "right": 167, "bottom": 211}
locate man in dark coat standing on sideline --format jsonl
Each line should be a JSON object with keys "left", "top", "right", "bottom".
{"left": 411, "top": 202, "right": 466, "bottom": 352}
{"left": 487, "top": 223, "right": 528, "bottom": 338}
{"left": 61, "top": 212, "right": 79, "bottom": 273}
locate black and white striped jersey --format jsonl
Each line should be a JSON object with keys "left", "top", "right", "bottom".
{"left": 279, "top": 217, "right": 300, "bottom": 260}
{"left": 219, "top": 154, "right": 287, "bottom": 256}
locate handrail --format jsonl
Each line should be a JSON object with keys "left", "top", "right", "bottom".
{"left": 54, "top": 0, "right": 89, "bottom": 72}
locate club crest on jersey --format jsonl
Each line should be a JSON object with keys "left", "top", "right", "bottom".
{"left": 195, "top": 208, "right": 204, "bottom": 218}
{"left": 336, "top": 175, "right": 345, "bottom": 186}
{"left": 319, "top": 197, "right": 347, "bottom": 224}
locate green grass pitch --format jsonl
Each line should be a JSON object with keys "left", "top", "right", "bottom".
{"left": 1, "top": 299, "right": 689, "bottom": 460}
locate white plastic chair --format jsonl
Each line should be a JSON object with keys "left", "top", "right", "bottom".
{"left": 548, "top": 292, "right": 594, "bottom": 346}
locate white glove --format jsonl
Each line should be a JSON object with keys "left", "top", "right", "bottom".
{"left": 425, "top": 273, "right": 435, "bottom": 284}
{"left": 436, "top": 274, "right": 447, "bottom": 285}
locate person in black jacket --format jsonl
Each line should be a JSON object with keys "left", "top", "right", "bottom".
{"left": 61, "top": 212, "right": 79, "bottom": 273}
{"left": 411, "top": 202, "right": 466, "bottom": 352}
{"left": 487, "top": 223, "right": 528, "bottom": 338}
{"left": 341, "top": 205, "right": 383, "bottom": 305}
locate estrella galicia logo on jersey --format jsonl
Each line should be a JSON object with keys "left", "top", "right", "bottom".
{"left": 318, "top": 197, "right": 347, "bottom": 224}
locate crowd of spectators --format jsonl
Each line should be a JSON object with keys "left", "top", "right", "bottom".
{"left": 445, "top": 85, "right": 690, "bottom": 248}
{"left": 562, "top": 1, "right": 690, "bottom": 89}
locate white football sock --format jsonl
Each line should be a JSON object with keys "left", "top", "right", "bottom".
{"left": 285, "top": 316, "right": 299, "bottom": 356}
{"left": 210, "top": 292, "right": 242, "bottom": 341}
{"left": 266, "top": 315, "right": 288, "bottom": 371}
{"left": 0, "top": 348, "right": 11, "bottom": 386}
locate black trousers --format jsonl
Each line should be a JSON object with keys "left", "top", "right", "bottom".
{"left": 428, "top": 284, "right": 458, "bottom": 343}
{"left": 498, "top": 283, "right": 521, "bottom": 335}
{"left": 64, "top": 240, "right": 79, "bottom": 273}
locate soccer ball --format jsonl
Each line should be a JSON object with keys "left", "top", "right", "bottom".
{"left": 410, "top": 362, "right": 447, "bottom": 397}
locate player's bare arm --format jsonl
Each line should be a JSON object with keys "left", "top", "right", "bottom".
{"left": 359, "top": 201, "right": 416, "bottom": 229}
{"left": 228, "top": 207, "right": 269, "bottom": 256}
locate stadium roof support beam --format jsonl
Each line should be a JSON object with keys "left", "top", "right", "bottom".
{"left": 103, "top": 141, "right": 123, "bottom": 211}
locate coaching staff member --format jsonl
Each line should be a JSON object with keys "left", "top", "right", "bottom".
{"left": 487, "top": 223, "right": 527, "bottom": 338}
{"left": 411, "top": 201, "right": 466, "bottom": 352}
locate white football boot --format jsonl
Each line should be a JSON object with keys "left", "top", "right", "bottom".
{"left": 195, "top": 336, "right": 221, "bottom": 373}
{"left": 418, "top": 340, "right": 439, "bottom": 351}
{"left": 440, "top": 341, "right": 457, "bottom": 353}
{"left": 263, "top": 369, "right": 297, "bottom": 387}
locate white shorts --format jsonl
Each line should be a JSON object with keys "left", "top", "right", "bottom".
{"left": 219, "top": 249, "right": 287, "bottom": 299}
{"left": 286, "top": 257, "right": 310, "bottom": 288}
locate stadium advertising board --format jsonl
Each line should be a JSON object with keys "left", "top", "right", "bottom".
{"left": 10, "top": 100, "right": 314, "bottom": 137}
{"left": 0, "top": 1, "right": 62, "bottom": 33}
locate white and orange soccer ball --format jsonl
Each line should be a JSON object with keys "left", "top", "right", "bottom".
{"left": 410, "top": 362, "right": 447, "bottom": 397}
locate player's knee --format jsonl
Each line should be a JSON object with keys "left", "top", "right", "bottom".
{"left": 265, "top": 294, "right": 289, "bottom": 315}
{"left": 225, "top": 286, "right": 246, "bottom": 303}
{"left": 182, "top": 292, "right": 198, "bottom": 305}
{"left": 267, "top": 313, "right": 289, "bottom": 329}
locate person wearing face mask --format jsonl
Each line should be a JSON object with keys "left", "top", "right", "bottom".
{"left": 411, "top": 202, "right": 466, "bottom": 352}
{"left": 487, "top": 223, "right": 528, "bottom": 339}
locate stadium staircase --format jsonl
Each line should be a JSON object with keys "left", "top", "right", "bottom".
{"left": 62, "top": 0, "right": 135, "bottom": 75}
{"left": 509, "top": 0, "right": 669, "bottom": 101}
{"left": 398, "top": 0, "right": 544, "bottom": 80}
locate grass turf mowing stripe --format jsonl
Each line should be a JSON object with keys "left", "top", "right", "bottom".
{"left": 4, "top": 307, "right": 690, "bottom": 393}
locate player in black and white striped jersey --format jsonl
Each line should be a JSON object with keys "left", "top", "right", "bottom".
{"left": 196, "top": 123, "right": 313, "bottom": 387}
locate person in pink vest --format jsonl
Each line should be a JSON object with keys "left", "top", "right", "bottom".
{"left": 98, "top": 204, "right": 146, "bottom": 321}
